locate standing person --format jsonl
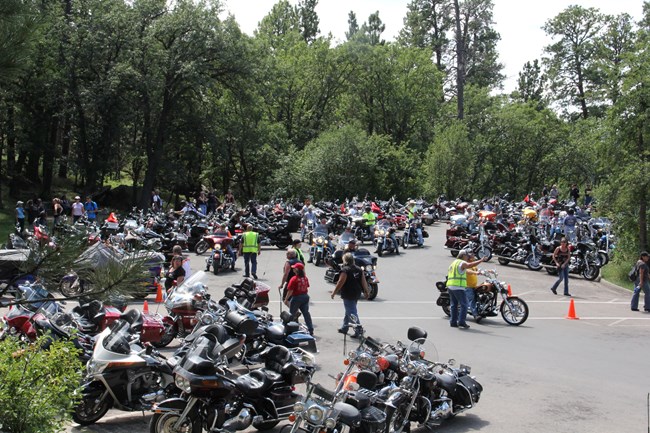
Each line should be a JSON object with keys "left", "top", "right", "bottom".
{"left": 550, "top": 237, "right": 571, "bottom": 296}
{"left": 71, "top": 196, "right": 84, "bottom": 223}
{"left": 291, "top": 239, "right": 306, "bottom": 264}
{"left": 330, "top": 252, "right": 370, "bottom": 338}
{"left": 207, "top": 190, "right": 219, "bottom": 215}
{"left": 172, "top": 245, "right": 192, "bottom": 279}
{"left": 15, "top": 201, "right": 25, "bottom": 233}
{"left": 542, "top": 184, "right": 549, "bottom": 197}
{"left": 283, "top": 263, "right": 314, "bottom": 336}
{"left": 197, "top": 191, "right": 208, "bottom": 216}
{"left": 279, "top": 249, "right": 301, "bottom": 300}
{"left": 446, "top": 250, "right": 486, "bottom": 329}
{"left": 52, "top": 198, "right": 63, "bottom": 229}
{"left": 584, "top": 185, "right": 593, "bottom": 207}
{"left": 549, "top": 185, "right": 559, "bottom": 199}
{"left": 152, "top": 190, "right": 163, "bottom": 212}
{"left": 224, "top": 189, "right": 235, "bottom": 205}
{"left": 631, "top": 252, "right": 650, "bottom": 312}
{"left": 562, "top": 208, "right": 578, "bottom": 243}
{"left": 238, "top": 224, "right": 260, "bottom": 279}
{"left": 569, "top": 184, "right": 580, "bottom": 203}
{"left": 60, "top": 195, "right": 71, "bottom": 216}
{"left": 464, "top": 252, "right": 481, "bottom": 322}
{"left": 84, "top": 196, "right": 98, "bottom": 223}
{"left": 164, "top": 256, "right": 186, "bottom": 291}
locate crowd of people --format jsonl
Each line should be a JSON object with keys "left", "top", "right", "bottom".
{"left": 14, "top": 195, "right": 99, "bottom": 233}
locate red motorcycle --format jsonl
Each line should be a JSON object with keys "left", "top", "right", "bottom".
{"left": 205, "top": 237, "right": 238, "bottom": 274}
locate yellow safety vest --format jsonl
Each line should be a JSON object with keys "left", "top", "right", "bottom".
{"left": 447, "top": 259, "right": 467, "bottom": 287}
{"left": 242, "top": 231, "right": 259, "bottom": 253}
{"left": 363, "top": 212, "right": 376, "bottom": 226}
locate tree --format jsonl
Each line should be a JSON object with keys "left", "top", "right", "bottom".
{"left": 399, "top": 0, "right": 452, "bottom": 71}
{"left": 298, "top": 0, "right": 319, "bottom": 43}
{"left": 363, "top": 11, "right": 386, "bottom": 46}
{"left": 513, "top": 60, "right": 546, "bottom": 109}
{"left": 543, "top": 5, "right": 606, "bottom": 119}
{"left": 594, "top": 13, "right": 635, "bottom": 106}
{"left": 346, "top": 11, "right": 359, "bottom": 41}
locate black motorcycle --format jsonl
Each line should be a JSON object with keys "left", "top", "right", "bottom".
{"left": 374, "top": 220, "right": 398, "bottom": 257}
{"left": 150, "top": 340, "right": 315, "bottom": 433}
{"left": 402, "top": 218, "right": 427, "bottom": 248}
{"left": 325, "top": 236, "right": 379, "bottom": 301}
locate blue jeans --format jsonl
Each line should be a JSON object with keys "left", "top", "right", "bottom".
{"left": 465, "top": 288, "right": 478, "bottom": 316}
{"left": 631, "top": 283, "right": 650, "bottom": 310}
{"left": 290, "top": 294, "right": 313, "bottom": 333}
{"left": 449, "top": 288, "right": 468, "bottom": 326}
{"left": 243, "top": 252, "right": 257, "bottom": 276}
{"left": 341, "top": 298, "right": 360, "bottom": 334}
{"left": 551, "top": 266, "right": 570, "bottom": 294}
{"left": 416, "top": 227, "right": 423, "bottom": 246}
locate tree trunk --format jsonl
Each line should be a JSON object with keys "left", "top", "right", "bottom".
{"left": 41, "top": 116, "right": 59, "bottom": 198}
{"left": 576, "top": 60, "right": 589, "bottom": 119}
{"left": 453, "top": 0, "right": 465, "bottom": 120}
{"left": 57, "top": 115, "right": 71, "bottom": 178}
{"left": 6, "top": 104, "right": 16, "bottom": 175}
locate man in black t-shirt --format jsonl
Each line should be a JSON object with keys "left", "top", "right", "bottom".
{"left": 331, "top": 252, "right": 369, "bottom": 338}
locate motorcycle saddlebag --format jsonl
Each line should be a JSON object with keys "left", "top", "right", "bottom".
{"left": 436, "top": 293, "right": 449, "bottom": 306}
{"left": 140, "top": 314, "right": 165, "bottom": 342}
{"left": 457, "top": 375, "right": 483, "bottom": 405}
{"left": 359, "top": 405, "right": 387, "bottom": 433}
{"left": 225, "top": 310, "right": 258, "bottom": 336}
{"left": 285, "top": 332, "right": 317, "bottom": 354}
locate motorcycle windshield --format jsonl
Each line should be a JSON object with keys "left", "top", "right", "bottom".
{"left": 314, "top": 226, "right": 328, "bottom": 237}
{"left": 17, "top": 284, "right": 57, "bottom": 314}
{"left": 102, "top": 320, "right": 132, "bottom": 355}
{"left": 166, "top": 272, "right": 208, "bottom": 310}
{"left": 339, "top": 232, "right": 355, "bottom": 246}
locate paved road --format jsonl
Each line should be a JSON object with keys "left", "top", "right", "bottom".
{"left": 11, "top": 223, "right": 647, "bottom": 433}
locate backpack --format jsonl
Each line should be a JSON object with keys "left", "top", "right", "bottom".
{"left": 628, "top": 263, "right": 639, "bottom": 282}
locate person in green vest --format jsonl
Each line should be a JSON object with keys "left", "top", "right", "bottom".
{"left": 361, "top": 206, "right": 376, "bottom": 241}
{"left": 446, "top": 249, "right": 486, "bottom": 329}
{"left": 238, "top": 224, "right": 261, "bottom": 279}
{"left": 292, "top": 239, "right": 306, "bottom": 264}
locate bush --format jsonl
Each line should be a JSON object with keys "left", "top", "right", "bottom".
{"left": 0, "top": 335, "right": 82, "bottom": 433}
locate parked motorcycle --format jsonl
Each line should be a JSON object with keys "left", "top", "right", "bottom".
{"left": 150, "top": 341, "right": 315, "bottom": 433}
{"left": 435, "top": 269, "right": 529, "bottom": 325}
{"left": 72, "top": 311, "right": 177, "bottom": 425}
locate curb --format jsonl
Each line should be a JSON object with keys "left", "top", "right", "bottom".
{"left": 599, "top": 277, "right": 632, "bottom": 294}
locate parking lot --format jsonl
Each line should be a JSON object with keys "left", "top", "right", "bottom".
{"left": 3, "top": 223, "right": 646, "bottom": 433}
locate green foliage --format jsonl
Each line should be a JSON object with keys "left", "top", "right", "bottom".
{"left": 0, "top": 336, "right": 82, "bottom": 433}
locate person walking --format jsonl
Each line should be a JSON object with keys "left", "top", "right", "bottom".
{"left": 52, "top": 198, "right": 63, "bottom": 229}
{"left": 279, "top": 249, "right": 301, "bottom": 301}
{"left": 283, "top": 262, "right": 314, "bottom": 336}
{"left": 238, "top": 224, "right": 260, "bottom": 279}
{"left": 292, "top": 239, "right": 306, "bottom": 264}
{"left": 331, "top": 252, "right": 369, "bottom": 338}
{"left": 550, "top": 237, "right": 571, "bottom": 296}
{"left": 447, "top": 249, "right": 486, "bottom": 329}
{"left": 631, "top": 251, "right": 650, "bottom": 312}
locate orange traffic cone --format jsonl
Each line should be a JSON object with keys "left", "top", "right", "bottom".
{"left": 155, "top": 283, "right": 164, "bottom": 303}
{"left": 143, "top": 300, "right": 149, "bottom": 314}
{"left": 565, "top": 299, "right": 579, "bottom": 320}
{"left": 507, "top": 284, "right": 513, "bottom": 296}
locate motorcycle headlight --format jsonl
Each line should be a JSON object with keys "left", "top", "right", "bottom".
{"left": 201, "top": 313, "right": 215, "bottom": 325}
{"left": 175, "top": 375, "right": 192, "bottom": 393}
{"left": 365, "top": 265, "right": 373, "bottom": 272}
{"left": 293, "top": 402, "right": 305, "bottom": 413}
{"left": 86, "top": 359, "right": 109, "bottom": 375}
{"left": 307, "top": 405, "right": 325, "bottom": 423}
{"left": 325, "top": 418, "right": 336, "bottom": 428}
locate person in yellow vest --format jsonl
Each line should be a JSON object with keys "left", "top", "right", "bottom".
{"left": 238, "top": 224, "right": 261, "bottom": 279}
{"left": 362, "top": 206, "right": 376, "bottom": 241}
{"left": 446, "top": 249, "right": 486, "bottom": 329}
{"left": 464, "top": 252, "right": 482, "bottom": 323}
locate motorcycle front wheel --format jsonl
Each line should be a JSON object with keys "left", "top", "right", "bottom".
{"left": 385, "top": 403, "right": 411, "bottom": 433}
{"left": 151, "top": 319, "right": 177, "bottom": 348}
{"left": 526, "top": 254, "right": 542, "bottom": 271}
{"left": 476, "top": 246, "right": 492, "bottom": 261}
{"left": 194, "top": 240, "right": 209, "bottom": 255}
{"left": 500, "top": 297, "right": 529, "bottom": 326}
{"left": 150, "top": 412, "right": 202, "bottom": 433}
{"left": 442, "top": 305, "right": 451, "bottom": 317}
{"left": 367, "top": 283, "right": 379, "bottom": 301}
{"left": 72, "top": 394, "right": 112, "bottom": 425}
{"left": 582, "top": 266, "right": 600, "bottom": 281}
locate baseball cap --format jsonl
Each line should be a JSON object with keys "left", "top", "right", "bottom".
{"left": 291, "top": 262, "right": 305, "bottom": 270}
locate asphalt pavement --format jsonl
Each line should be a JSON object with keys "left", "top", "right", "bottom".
{"left": 9, "top": 223, "right": 647, "bottom": 433}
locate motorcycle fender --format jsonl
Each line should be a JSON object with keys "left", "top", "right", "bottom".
{"left": 80, "top": 379, "right": 107, "bottom": 398}
{"left": 385, "top": 391, "right": 410, "bottom": 410}
{"left": 153, "top": 398, "right": 197, "bottom": 415}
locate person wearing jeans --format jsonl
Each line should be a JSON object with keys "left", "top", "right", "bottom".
{"left": 284, "top": 263, "right": 314, "bottom": 336}
{"left": 331, "top": 253, "right": 369, "bottom": 338}
{"left": 550, "top": 238, "right": 571, "bottom": 296}
{"left": 447, "top": 249, "right": 486, "bottom": 329}
{"left": 631, "top": 251, "right": 650, "bottom": 312}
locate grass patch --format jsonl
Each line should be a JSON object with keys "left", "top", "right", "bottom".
{"left": 0, "top": 208, "right": 14, "bottom": 246}
{"left": 601, "top": 260, "right": 634, "bottom": 292}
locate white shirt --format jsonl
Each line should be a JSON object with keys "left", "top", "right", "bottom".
{"left": 71, "top": 202, "right": 84, "bottom": 216}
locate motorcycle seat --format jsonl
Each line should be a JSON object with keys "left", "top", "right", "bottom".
{"left": 345, "top": 390, "right": 371, "bottom": 409}
{"left": 234, "top": 369, "right": 278, "bottom": 396}
{"left": 435, "top": 371, "right": 457, "bottom": 393}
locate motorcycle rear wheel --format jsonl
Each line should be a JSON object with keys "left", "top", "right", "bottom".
{"left": 500, "top": 297, "right": 529, "bottom": 326}
{"left": 194, "top": 240, "right": 209, "bottom": 255}
{"left": 450, "top": 249, "right": 458, "bottom": 257}
{"left": 151, "top": 320, "right": 177, "bottom": 348}
{"left": 442, "top": 305, "right": 451, "bottom": 317}
{"left": 253, "top": 420, "right": 280, "bottom": 431}
{"left": 276, "top": 242, "right": 289, "bottom": 250}
{"left": 497, "top": 257, "right": 509, "bottom": 266}
{"left": 150, "top": 412, "right": 202, "bottom": 433}
{"left": 72, "top": 394, "right": 112, "bottom": 425}
{"left": 367, "top": 283, "right": 378, "bottom": 301}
